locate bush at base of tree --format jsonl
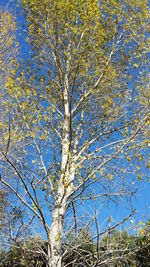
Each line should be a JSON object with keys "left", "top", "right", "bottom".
{"left": 1, "top": 227, "right": 150, "bottom": 267}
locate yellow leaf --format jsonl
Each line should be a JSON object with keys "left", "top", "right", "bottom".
{"left": 126, "top": 156, "right": 131, "bottom": 161}
{"left": 146, "top": 119, "right": 150, "bottom": 126}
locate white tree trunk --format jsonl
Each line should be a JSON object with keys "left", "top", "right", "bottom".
{"left": 48, "top": 203, "right": 66, "bottom": 267}
{"left": 47, "top": 60, "right": 72, "bottom": 267}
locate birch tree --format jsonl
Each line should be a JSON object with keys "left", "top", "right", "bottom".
{"left": 0, "top": 1, "right": 150, "bottom": 266}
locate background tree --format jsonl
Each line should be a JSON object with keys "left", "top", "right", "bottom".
{"left": 0, "top": 236, "right": 46, "bottom": 267}
{"left": 1, "top": 227, "right": 150, "bottom": 267}
{"left": 0, "top": 8, "right": 23, "bottom": 250}
{"left": 0, "top": 1, "right": 149, "bottom": 266}
{"left": 136, "top": 220, "right": 150, "bottom": 266}
{"left": 98, "top": 230, "right": 137, "bottom": 266}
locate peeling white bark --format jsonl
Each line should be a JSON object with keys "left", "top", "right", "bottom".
{"left": 48, "top": 59, "right": 73, "bottom": 266}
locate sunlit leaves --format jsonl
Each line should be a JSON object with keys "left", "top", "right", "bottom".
{"left": 0, "top": 9, "right": 18, "bottom": 77}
